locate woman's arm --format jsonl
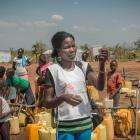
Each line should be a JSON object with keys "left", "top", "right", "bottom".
{"left": 44, "top": 86, "right": 82, "bottom": 109}
{"left": 86, "top": 48, "right": 108, "bottom": 91}
{"left": 87, "top": 68, "right": 105, "bottom": 91}
{"left": 12, "top": 61, "right": 16, "bottom": 70}
{"left": 44, "top": 86, "right": 64, "bottom": 108}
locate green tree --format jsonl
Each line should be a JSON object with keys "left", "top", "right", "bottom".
{"left": 134, "top": 39, "right": 140, "bottom": 50}
{"left": 32, "top": 41, "right": 46, "bottom": 63}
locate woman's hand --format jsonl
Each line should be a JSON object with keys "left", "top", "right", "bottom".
{"left": 98, "top": 48, "right": 108, "bottom": 65}
{"left": 62, "top": 94, "right": 83, "bottom": 106}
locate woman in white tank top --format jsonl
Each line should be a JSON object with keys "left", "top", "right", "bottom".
{"left": 44, "top": 31, "right": 108, "bottom": 140}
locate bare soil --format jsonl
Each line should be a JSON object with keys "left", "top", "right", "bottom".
{"left": 0, "top": 61, "right": 140, "bottom": 140}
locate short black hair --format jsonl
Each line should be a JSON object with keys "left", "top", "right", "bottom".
{"left": 18, "top": 48, "right": 24, "bottom": 53}
{"left": 51, "top": 31, "right": 75, "bottom": 58}
{"left": 0, "top": 66, "right": 6, "bottom": 75}
{"left": 111, "top": 59, "right": 117, "bottom": 63}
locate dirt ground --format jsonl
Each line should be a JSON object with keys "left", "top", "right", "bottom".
{"left": 0, "top": 61, "right": 140, "bottom": 140}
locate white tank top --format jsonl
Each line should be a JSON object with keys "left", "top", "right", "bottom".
{"left": 0, "top": 97, "right": 11, "bottom": 122}
{"left": 48, "top": 62, "right": 91, "bottom": 121}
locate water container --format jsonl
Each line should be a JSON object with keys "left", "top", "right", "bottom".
{"left": 104, "top": 98, "right": 113, "bottom": 108}
{"left": 9, "top": 116, "right": 20, "bottom": 134}
{"left": 18, "top": 112, "right": 26, "bottom": 126}
{"left": 103, "top": 113, "right": 114, "bottom": 140}
{"left": 38, "top": 128, "right": 48, "bottom": 140}
{"left": 34, "top": 109, "right": 52, "bottom": 127}
{"left": 114, "top": 109, "right": 132, "bottom": 137}
{"left": 124, "top": 81, "right": 132, "bottom": 90}
{"left": 95, "top": 124, "right": 107, "bottom": 140}
{"left": 38, "top": 127, "right": 56, "bottom": 140}
{"left": 87, "top": 85, "right": 99, "bottom": 101}
{"left": 25, "top": 124, "right": 43, "bottom": 140}
{"left": 91, "top": 131, "right": 98, "bottom": 140}
{"left": 137, "top": 110, "right": 140, "bottom": 134}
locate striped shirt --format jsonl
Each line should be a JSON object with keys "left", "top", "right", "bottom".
{"left": 0, "top": 96, "right": 11, "bottom": 122}
{"left": 58, "top": 117, "right": 92, "bottom": 132}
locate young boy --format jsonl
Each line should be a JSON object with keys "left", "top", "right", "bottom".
{"left": 107, "top": 60, "right": 122, "bottom": 111}
{"left": 6, "top": 68, "right": 35, "bottom": 105}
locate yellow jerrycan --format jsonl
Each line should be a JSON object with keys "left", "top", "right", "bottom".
{"left": 34, "top": 109, "right": 52, "bottom": 127}
{"left": 103, "top": 112, "right": 114, "bottom": 140}
{"left": 18, "top": 112, "right": 26, "bottom": 126}
{"left": 87, "top": 85, "right": 99, "bottom": 101}
{"left": 25, "top": 124, "right": 43, "bottom": 140}
{"left": 94, "top": 124, "right": 107, "bottom": 140}
{"left": 137, "top": 110, "right": 140, "bottom": 134}
{"left": 91, "top": 130, "right": 98, "bottom": 140}
{"left": 38, "top": 127, "right": 56, "bottom": 140}
{"left": 9, "top": 116, "right": 20, "bottom": 134}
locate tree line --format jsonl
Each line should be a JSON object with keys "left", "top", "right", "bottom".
{"left": 9, "top": 38, "right": 140, "bottom": 63}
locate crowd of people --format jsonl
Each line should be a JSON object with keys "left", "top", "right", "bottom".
{"left": 0, "top": 31, "right": 123, "bottom": 140}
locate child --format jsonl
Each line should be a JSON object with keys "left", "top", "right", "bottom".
{"left": 36, "top": 54, "right": 53, "bottom": 106}
{"left": 0, "top": 96, "right": 14, "bottom": 140}
{"left": 36, "top": 54, "right": 53, "bottom": 77}
{"left": 107, "top": 60, "right": 122, "bottom": 111}
{"left": 6, "top": 68, "right": 35, "bottom": 105}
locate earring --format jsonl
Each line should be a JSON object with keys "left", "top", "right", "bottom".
{"left": 57, "top": 57, "right": 61, "bottom": 62}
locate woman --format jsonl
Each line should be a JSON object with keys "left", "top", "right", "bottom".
{"left": 44, "top": 31, "right": 108, "bottom": 140}
{"left": 12, "top": 48, "right": 31, "bottom": 80}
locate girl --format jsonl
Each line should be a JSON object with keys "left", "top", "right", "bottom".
{"left": 36, "top": 53, "right": 53, "bottom": 78}
{"left": 35, "top": 54, "right": 53, "bottom": 105}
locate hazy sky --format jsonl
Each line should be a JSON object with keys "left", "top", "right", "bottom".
{"left": 0, "top": 0, "right": 140, "bottom": 50}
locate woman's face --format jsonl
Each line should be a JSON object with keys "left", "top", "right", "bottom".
{"left": 58, "top": 37, "right": 77, "bottom": 61}
{"left": 18, "top": 51, "right": 23, "bottom": 58}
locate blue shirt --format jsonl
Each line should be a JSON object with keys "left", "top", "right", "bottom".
{"left": 13, "top": 56, "right": 28, "bottom": 67}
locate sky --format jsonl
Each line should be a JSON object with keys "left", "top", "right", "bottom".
{"left": 0, "top": 0, "right": 140, "bottom": 50}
